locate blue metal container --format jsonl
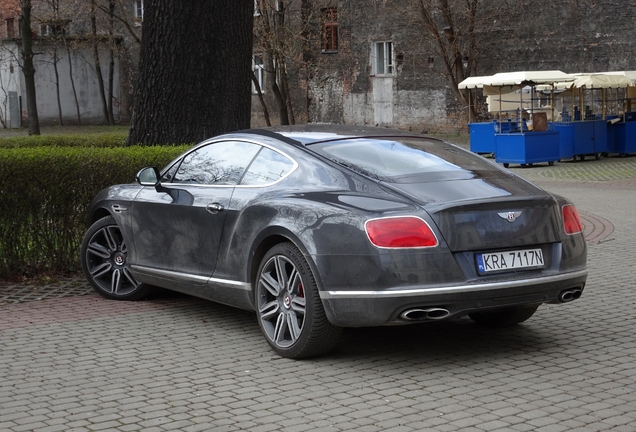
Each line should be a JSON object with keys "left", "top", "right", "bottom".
{"left": 494, "top": 131, "right": 560, "bottom": 167}
{"left": 469, "top": 122, "right": 496, "bottom": 154}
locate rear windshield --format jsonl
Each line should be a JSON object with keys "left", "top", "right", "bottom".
{"left": 308, "top": 137, "right": 502, "bottom": 182}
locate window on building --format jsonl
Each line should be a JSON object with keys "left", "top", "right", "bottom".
{"left": 6, "top": 18, "right": 15, "bottom": 38}
{"left": 39, "top": 21, "right": 68, "bottom": 37}
{"left": 372, "top": 41, "right": 394, "bottom": 76}
{"left": 252, "top": 56, "right": 264, "bottom": 94}
{"left": 40, "top": 24, "right": 52, "bottom": 36}
{"left": 134, "top": 0, "right": 144, "bottom": 20}
{"left": 322, "top": 7, "right": 338, "bottom": 52}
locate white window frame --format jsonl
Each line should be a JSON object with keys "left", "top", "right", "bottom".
{"left": 40, "top": 24, "right": 52, "bottom": 36}
{"left": 134, "top": 0, "right": 144, "bottom": 20}
{"left": 372, "top": 41, "right": 394, "bottom": 76}
{"left": 252, "top": 56, "right": 265, "bottom": 94}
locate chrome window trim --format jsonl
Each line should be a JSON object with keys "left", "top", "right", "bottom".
{"left": 320, "top": 269, "right": 588, "bottom": 299}
{"left": 160, "top": 136, "right": 298, "bottom": 188}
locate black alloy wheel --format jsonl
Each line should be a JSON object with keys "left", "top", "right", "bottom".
{"left": 81, "top": 216, "right": 149, "bottom": 300}
{"left": 255, "top": 242, "right": 341, "bottom": 359}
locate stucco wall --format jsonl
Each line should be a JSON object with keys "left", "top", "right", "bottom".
{"left": 1, "top": 41, "right": 120, "bottom": 126}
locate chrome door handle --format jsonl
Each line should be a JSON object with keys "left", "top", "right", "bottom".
{"left": 206, "top": 203, "right": 224, "bottom": 214}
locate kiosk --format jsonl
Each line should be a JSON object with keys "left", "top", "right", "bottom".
{"left": 460, "top": 71, "right": 573, "bottom": 167}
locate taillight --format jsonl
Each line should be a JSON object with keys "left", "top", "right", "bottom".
{"left": 365, "top": 216, "right": 438, "bottom": 248}
{"left": 562, "top": 204, "right": 583, "bottom": 235}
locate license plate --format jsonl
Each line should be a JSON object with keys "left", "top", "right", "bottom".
{"left": 476, "top": 248, "right": 544, "bottom": 274}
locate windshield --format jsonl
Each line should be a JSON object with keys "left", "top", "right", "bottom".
{"left": 308, "top": 137, "right": 502, "bottom": 182}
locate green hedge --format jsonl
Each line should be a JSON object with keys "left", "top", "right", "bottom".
{"left": 0, "top": 132, "right": 130, "bottom": 149}
{"left": 0, "top": 144, "right": 190, "bottom": 279}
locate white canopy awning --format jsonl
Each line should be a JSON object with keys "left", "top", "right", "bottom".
{"left": 458, "top": 71, "right": 575, "bottom": 95}
{"left": 457, "top": 75, "right": 491, "bottom": 90}
{"left": 483, "top": 70, "right": 574, "bottom": 86}
{"left": 553, "top": 73, "right": 636, "bottom": 89}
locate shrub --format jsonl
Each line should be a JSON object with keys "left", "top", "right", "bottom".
{"left": 0, "top": 132, "right": 129, "bottom": 149}
{"left": 0, "top": 144, "right": 190, "bottom": 279}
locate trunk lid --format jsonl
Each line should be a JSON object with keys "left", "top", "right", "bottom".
{"left": 383, "top": 176, "right": 562, "bottom": 251}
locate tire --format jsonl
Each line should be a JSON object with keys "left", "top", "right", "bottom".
{"left": 81, "top": 216, "right": 150, "bottom": 300}
{"left": 468, "top": 305, "right": 538, "bottom": 327}
{"left": 255, "top": 242, "right": 342, "bottom": 359}
{"left": 503, "top": 163, "right": 509, "bottom": 168}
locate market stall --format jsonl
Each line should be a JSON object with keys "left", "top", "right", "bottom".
{"left": 550, "top": 73, "right": 636, "bottom": 159}
{"left": 604, "top": 71, "right": 636, "bottom": 156}
{"left": 459, "top": 71, "right": 574, "bottom": 167}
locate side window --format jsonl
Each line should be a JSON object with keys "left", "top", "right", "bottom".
{"left": 161, "top": 161, "right": 180, "bottom": 183}
{"left": 241, "top": 147, "right": 295, "bottom": 186}
{"left": 172, "top": 141, "right": 261, "bottom": 185}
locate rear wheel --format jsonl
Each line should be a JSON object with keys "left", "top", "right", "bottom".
{"left": 469, "top": 305, "right": 538, "bottom": 327}
{"left": 81, "top": 216, "right": 149, "bottom": 300}
{"left": 255, "top": 242, "right": 341, "bottom": 359}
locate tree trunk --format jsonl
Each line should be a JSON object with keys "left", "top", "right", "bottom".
{"left": 65, "top": 44, "right": 82, "bottom": 125}
{"left": 107, "top": 0, "right": 116, "bottom": 125}
{"left": 251, "top": 71, "right": 271, "bottom": 126}
{"left": 20, "top": 0, "right": 40, "bottom": 135}
{"left": 52, "top": 47, "right": 64, "bottom": 126}
{"left": 128, "top": 0, "right": 254, "bottom": 145}
{"left": 91, "top": 0, "right": 111, "bottom": 125}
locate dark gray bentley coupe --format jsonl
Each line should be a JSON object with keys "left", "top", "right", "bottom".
{"left": 81, "top": 125, "right": 587, "bottom": 358}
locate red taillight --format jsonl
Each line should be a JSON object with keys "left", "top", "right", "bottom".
{"left": 562, "top": 204, "right": 583, "bottom": 235}
{"left": 365, "top": 216, "right": 438, "bottom": 248}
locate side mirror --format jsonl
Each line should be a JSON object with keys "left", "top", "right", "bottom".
{"left": 136, "top": 167, "right": 161, "bottom": 186}
{"left": 136, "top": 166, "right": 170, "bottom": 194}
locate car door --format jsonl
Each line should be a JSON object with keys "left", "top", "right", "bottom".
{"left": 130, "top": 140, "right": 262, "bottom": 280}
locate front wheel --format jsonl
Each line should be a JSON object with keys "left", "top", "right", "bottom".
{"left": 255, "top": 242, "right": 341, "bottom": 359}
{"left": 468, "top": 305, "right": 538, "bottom": 327}
{"left": 81, "top": 216, "right": 150, "bottom": 300}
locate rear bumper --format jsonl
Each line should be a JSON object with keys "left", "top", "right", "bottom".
{"left": 320, "top": 269, "right": 588, "bottom": 327}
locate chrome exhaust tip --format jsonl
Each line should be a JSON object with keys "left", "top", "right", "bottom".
{"left": 400, "top": 307, "right": 450, "bottom": 321}
{"left": 558, "top": 288, "right": 583, "bottom": 303}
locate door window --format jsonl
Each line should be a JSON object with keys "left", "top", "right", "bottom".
{"left": 172, "top": 141, "right": 261, "bottom": 185}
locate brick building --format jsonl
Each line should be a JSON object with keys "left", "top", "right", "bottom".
{"left": 252, "top": 0, "right": 636, "bottom": 132}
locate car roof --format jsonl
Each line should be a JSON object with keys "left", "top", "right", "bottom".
{"left": 242, "top": 124, "right": 434, "bottom": 146}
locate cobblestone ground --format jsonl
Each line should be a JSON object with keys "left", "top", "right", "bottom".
{"left": 1, "top": 155, "right": 635, "bottom": 431}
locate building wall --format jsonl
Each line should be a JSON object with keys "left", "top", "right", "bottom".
{"left": 265, "top": 0, "right": 636, "bottom": 132}
{"left": 1, "top": 40, "right": 121, "bottom": 126}
{"left": 0, "top": 0, "right": 141, "bottom": 128}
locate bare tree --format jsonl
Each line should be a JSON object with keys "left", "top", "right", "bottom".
{"left": 254, "top": 0, "right": 308, "bottom": 125}
{"left": 19, "top": 0, "right": 41, "bottom": 134}
{"left": 38, "top": 0, "right": 65, "bottom": 125}
{"left": 94, "top": 0, "right": 141, "bottom": 45}
{"left": 405, "top": 0, "right": 485, "bottom": 122}
{"left": 90, "top": 0, "right": 110, "bottom": 124}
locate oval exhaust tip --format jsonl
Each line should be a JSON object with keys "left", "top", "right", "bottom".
{"left": 559, "top": 288, "right": 583, "bottom": 303}
{"left": 400, "top": 308, "right": 450, "bottom": 321}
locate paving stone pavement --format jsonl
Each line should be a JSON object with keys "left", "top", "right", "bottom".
{"left": 1, "top": 154, "right": 636, "bottom": 432}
